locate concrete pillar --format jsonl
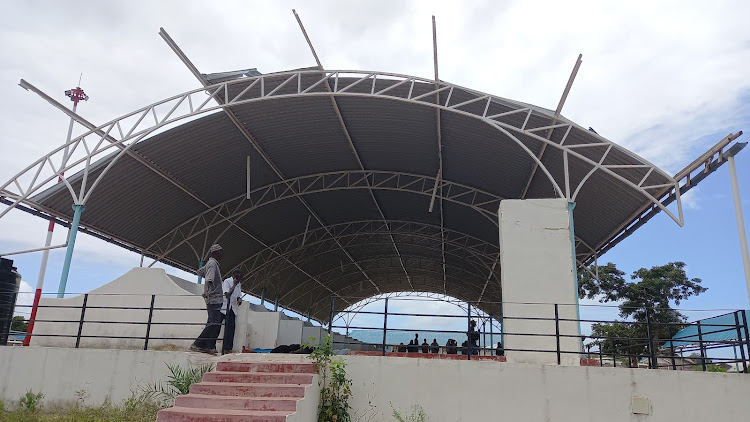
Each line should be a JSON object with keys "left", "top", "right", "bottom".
{"left": 498, "top": 198, "right": 580, "bottom": 365}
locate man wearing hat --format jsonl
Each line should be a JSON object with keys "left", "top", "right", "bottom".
{"left": 190, "top": 243, "right": 225, "bottom": 354}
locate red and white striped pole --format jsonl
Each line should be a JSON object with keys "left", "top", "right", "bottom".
{"left": 24, "top": 84, "right": 87, "bottom": 346}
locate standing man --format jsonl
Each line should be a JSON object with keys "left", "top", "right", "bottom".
{"left": 221, "top": 270, "right": 243, "bottom": 355}
{"left": 190, "top": 244, "right": 224, "bottom": 355}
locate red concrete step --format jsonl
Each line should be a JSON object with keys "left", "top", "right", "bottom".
{"left": 174, "top": 394, "right": 299, "bottom": 411}
{"left": 204, "top": 371, "right": 313, "bottom": 385}
{"left": 216, "top": 361, "right": 316, "bottom": 374}
{"left": 156, "top": 406, "right": 293, "bottom": 422}
{"left": 190, "top": 382, "right": 306, "bottom": 398}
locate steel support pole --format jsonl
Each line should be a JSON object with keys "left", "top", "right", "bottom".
{"left": 382, "top": 297, "right": 388, "bottom": 356}
{"left": 30, "top": 100, "right": 79, "bottom": 339}
{"left": 467, "top": 302, "right": 472, "bottom": 360}
{"left": 697, "top": 321, "right": 707, "bottom": 371}
{"left": 274, "top": 295, "right": 279, "bottom": 312}
{"left": 489, "top": 316, "right": 494, "bottom": 356}
{"left": 58, "top": 204, "right": 85, "bottom": 298}
{"left": 645, "top": 308, "right": 656, "bottom": 369}
{"left": 734, "top": 311, "right": 747, "bottom": 373}
{"left": 555, "top": 304, "right": 561, "bottom": 365}
{"left": 328, "top": 296, "right": 334, "bottom": 335}
{"left": 728, "top": 155, "right": 750, "bottom": 304}
{"left": 568, "top": 201, "right": 583, "bottom": 352}
{"left": 23, "top": 225, "right": 55, "bottom": 346}
{"left": 196, "top": 260, "right": 204, "bottom": 284}
{"left": 260, "top": 288, "right": 265, "bottom": 306}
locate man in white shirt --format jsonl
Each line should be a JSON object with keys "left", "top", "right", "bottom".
{"left": 220, "top": 270, "right": 243, "bottom": 354}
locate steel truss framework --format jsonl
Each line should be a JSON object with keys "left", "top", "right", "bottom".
{"left": 235, "top": 220, "right": 499, "bottom": 282}
{"left": 1, "top": 69, "right": 687, "bottom": 321}
{"left": 145, "top": 170, "right": 501, "bottom": 263}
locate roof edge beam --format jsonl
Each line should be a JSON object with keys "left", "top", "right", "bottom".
{"left": 520, "top": 54, "right": 583, "bottom": 199}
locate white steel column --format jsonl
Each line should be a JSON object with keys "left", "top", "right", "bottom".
{"left": 728, "top": 155, "right": 750, "bottom": 304}
{"left": 498, "top": 198, "right": 580, "bottom": 365}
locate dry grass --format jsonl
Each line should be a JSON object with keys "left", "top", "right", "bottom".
{"left": 0, "top": 399, "right": 161, "bottom": 422}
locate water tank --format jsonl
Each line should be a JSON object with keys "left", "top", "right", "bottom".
{"left": 0, "top": 258, "right": 22, "bottom": 346}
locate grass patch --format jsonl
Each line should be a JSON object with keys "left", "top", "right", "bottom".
{"left": 0, "top": 400, "right": 161, "bottom": 421}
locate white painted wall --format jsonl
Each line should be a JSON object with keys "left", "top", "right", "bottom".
{"left": 3, "top": 347, "right": 749, "bottom": 422}
{"left": 30, "top": 268, "right": 207, "bottom": 350}
{"left": 28, "top": 267, "right": 363, "bottom": 353}
{"left": 302, "top": 326, "right": 325, "bottom": 345}
{"left": 278, "top": 320, "right": 304, "bottom": 345}
{"left": 344, "top": 355, "right": 750, "bottom": 422}
{"left": 499, "top": 199, "right": 580, "bottom": 365}
{"left": 0, "top": 347, "right": 202, "bottom": 406}
{"left": 247, "top": 310, "right": 281, "bottom": 349}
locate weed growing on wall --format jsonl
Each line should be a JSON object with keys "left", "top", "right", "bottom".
{"left": 391, "top": 404, "right": 428, "bottom": 422}
{"left": 140, "top": 362, "right": 214, "bottom": 406}
{"left": 18, "top": 390, "right": 44, "bottom": 413}
{"left": 304, "top": 335, "right": 353, "bottom": 422}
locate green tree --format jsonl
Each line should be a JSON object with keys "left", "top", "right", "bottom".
{"left": 11, "top": 315, "right": 28, "bottom": 332}
{"left": 579, "top": 262, "right": 706, "bottom": 354}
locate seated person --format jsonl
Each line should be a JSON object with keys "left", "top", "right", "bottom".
{"left": 495, "top": 341, "right": 505, "bottom": 356}
{"left": 446, "top": 339, "right": 458, "bottom": 354}
{"left": 429, "top": 339, "right": 440, "bottom": 354}
{"left": 461, "top": 340, "right": 469, "bottom": 355}
{"left": 421, "top": 339, "right": 429, "bottom": 354}
{"left": 407, "top": 339, "right": 416, "bottom": 353}
{"left": 398, "top": 342, "right": 407, "bottom": 353}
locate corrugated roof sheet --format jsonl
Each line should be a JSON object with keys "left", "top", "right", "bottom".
{"left": 664, "top": 311, "right": 749, "bottom": 348}
{"left": 25, "top": 69, "right": 678, "bottom": 322}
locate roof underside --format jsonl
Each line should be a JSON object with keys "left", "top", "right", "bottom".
{"left": 28, "top": 70, "right": 676, "bottom": 322}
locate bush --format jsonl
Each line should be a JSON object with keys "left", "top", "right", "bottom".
{"left": 19, "top": 390, "right": 44, "bottom": 412}
{"left": 391, "top": 404, "right": 428, "bottom": 422}
{"left": 140, "top": 362, "right": 214, "bottom": 406}
{"left": 303, "top": 335, "right": 352, "bottom": 422}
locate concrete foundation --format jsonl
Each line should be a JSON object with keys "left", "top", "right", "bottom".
{"left": 498, "top": 198, "right": 581, "bottom": 365}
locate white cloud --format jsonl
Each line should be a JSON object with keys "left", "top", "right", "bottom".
{"left": 14, "top": 280, "right": 34, "bottom": 317}
{"left": 681, "top": 187, "right": 701, "bottom": 210}
{"left": 0, "top": 0, "right": 749, "bottom": 308}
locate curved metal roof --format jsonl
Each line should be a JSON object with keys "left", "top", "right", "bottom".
{"left": 1, "top": 69, "right": 684, "bottom": 322}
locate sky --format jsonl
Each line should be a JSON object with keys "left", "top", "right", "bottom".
{"left": 1, "top": 0, "right": 750, "bottom": 338}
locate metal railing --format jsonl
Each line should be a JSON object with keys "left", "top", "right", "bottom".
{"left": 1, "top": 292, "right": 251, "bottom": 350}
{"left": 2, "top": 293, "right": 749, "bottom": 373}
{"left": 324, "top": 296, "right": 750, "bottom": 372}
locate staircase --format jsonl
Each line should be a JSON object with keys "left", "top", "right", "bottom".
{"left": 156, "top": 361, "right": 318, "bottom": 422}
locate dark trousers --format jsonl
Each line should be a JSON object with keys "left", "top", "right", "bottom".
{"left": 192, "top": 303, "right": 223, "bottom": 351}
{"left": 222, "top": 308, "right": 236, "bottom": 352}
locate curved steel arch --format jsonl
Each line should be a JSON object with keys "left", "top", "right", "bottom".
{"left": 334, "top": 292, "right": 503, "bottom": 327}
{"left": 282, "top": 257, "right": 491, "bottom": 313}
{"left": 145, "top": 170, "right": 502, "bottom": 264}
{"left": 1, "top": 69, "right": 681, "bottom": 229}
{"left": 245, "top": 239, "right": 497, "bottom": 297}
{"left": 231, "top": 219, "right": 499, "bottom": 281}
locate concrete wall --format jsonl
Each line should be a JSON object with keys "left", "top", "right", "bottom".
{"left": 344, "top": 355, "right": 750, "bottom": 422}
{"left": 278, "top": 320, "right": 304, "bottom": 346}
{"left": 302, "top": 326, "right": 325, "bottom": 345}
{"left": 0, "top": 346, "right": 202, "bottom": 406}
{"left": 31, "top": 268, "right": 207, "bottom": 350}
{"left": 247, "top": 310, "right": 281, "bottom": 349}
{"left": 499, "top": 199, "right": 580, "bottom": 365}
{"left": 3, "top": 347, "right": 749, "bottom": 422}
{"left": 28, "top": 267, "right": 362, "bottom": 353}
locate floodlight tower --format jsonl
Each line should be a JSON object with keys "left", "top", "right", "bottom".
{"left": 24, "top": 84, "right": 88, "bottom": 345}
